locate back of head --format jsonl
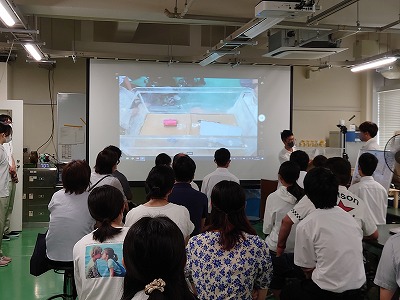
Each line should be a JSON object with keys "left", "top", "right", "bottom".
{"left": 104, "top": 145, "right": 122, "bottom": 160}
{"left": 208, "top": 181, "right": 255, "bottom": 251}
{"left": 324, "top": 157, "right": 351, "bottom": 186}
{"left": 94, "top": 149, "right": 118, "bottom": 174}
{"left": 173, "top": 155, "right": 196, "bottom": 182}
{"left": 281, "top": 130, "right": 293, "bottom": 142}
{"left": 146, "top": 165, "right": 175, "bottom": 200}
{"left": 155, "top": 153, "right": 172, "bottom": 166}
{"left": 304, "top": 167, "right": 338, "bottom": 209}
{"left": 0, "top": 121, "right": 12, "bottom": 136}
{"left": 172, "top": 153, "right": 187, "bottom": 167}
{"left": 214, "top": 148, "right": 230, "bottom": 167}
{"left": 62, "top": 160, "right": 91, "bottom": 194}
{"left": 358, "top": 152, "right": 378, "bottom": 176}
{"left": 279, "top": 161, "right": 304, "bottom": 201}
{"left": 122, "top": 216, "right": 193, "bottom": 300}
{"left": 290, "top": 150, "right": 309, "bottom": 171}
{"left": 88, "top": 185, "right": 125, "bottom": 242}
{"left": 312, "top": 155, "right": 327, "bottom": 168}
{"left": 359, "top": 121, "right": 378, "bottom": 138}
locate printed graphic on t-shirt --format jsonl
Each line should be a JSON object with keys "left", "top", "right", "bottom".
{"left": 85, "top": 243, "right": 126, "bottom": 279}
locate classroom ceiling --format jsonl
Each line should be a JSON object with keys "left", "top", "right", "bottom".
{"left": 2, "top": 0, "right": 400, "bottom": 66}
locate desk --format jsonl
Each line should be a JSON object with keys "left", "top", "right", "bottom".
{"left": 387, "top": 207, "right": 400, "bottom": 224}
{"left": 363, "top": 224, "right": 400, "bottom": 256}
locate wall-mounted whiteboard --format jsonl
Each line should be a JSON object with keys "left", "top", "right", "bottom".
{"left": 57, "top": 93, "right": 86, "bottom": 162}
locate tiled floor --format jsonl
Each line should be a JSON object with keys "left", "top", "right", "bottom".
{"left": 0, "top": 227, "right": 64, "bottom": 300}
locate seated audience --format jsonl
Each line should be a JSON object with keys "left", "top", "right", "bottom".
{"left": 281, "top": 168, "right": 365, "bottom": 300}
{"left": 349, "top": 152, "right": 387, "bottom": 224}
{"left": 104, "top": 145, "right": 132, "bottom": 201}
{"left": 169, "top": 155, "right": 207, "bottom": 236}
{"left": 173, "top": 153, "right": 199, "bottom": 191}
{"left": 201, "top": 148, "right": 239, "bottom": 213}
{"left": 122, "top": 216, "right": 197, "bottom": 300}
{"left": 155, "top": 153, "right": 172, "bottom": 166}
{"left": 374, "top": 233, "right": 400, "bottom": 300}
{"left": 46, "top": 160, "right": 95, "bottom": 263}
{"left": 90, "top": 149, "right": 126, "bottom": 200}
{"left": 263, "top": 161, "right": 305, "bottom": 298}
{"left": 186, "top": 181, "right": 272, "bottom": 299}
{"left": 279, "top": 130, "right": 296, "bottom": 164}
{"left": 359, "top": 121, "right": 379, "bottom": 150}
{"left": 73, "top": 185, "right": 128, "bottom": 299}
{"left": 289, "top": 150, "right": 309, "bottom": 188}
{"left": 309, "top": 154, "right": 327, "bottom": 170}
{"left": 125, "top": 165, "right": 194, "bottom": 241}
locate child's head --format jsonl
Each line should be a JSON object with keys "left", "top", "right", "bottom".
{"left": 358, "top": 152, "right": 378, "bottom": 176}
{"left": 324, "top": 157, "right": 351, "bottom": 186}
{"left": 278, "top": 161, "right": 300, "bottom": 185}
{"left": 304, "top": 167, "right": 338, "bottom": 209}
{"left": 290, "top": 150, "right": 309, "bottom": 171}
{"left": 94, "top": 149, "right": 118, "bottom": 174}
{"left": 214, "top": 148, "right": 231, "bottom": 167}
{"left": 311, "top": 155, "right": 327, "bottom": 168}
{"left": 173, "top": 155, "right": 196, "bottom": 182}
{"left": 0, "top": 121, "right": 12, "bottom": 144}
{"left": 155, "top": 153, "right": 172, "bottom": 166}
{"left": 62, "top": 160, "right": 91, "bottom": 194}
{"left": 102, "top": 247, "right": 118, "bottom": 261}
{"left": 359, "top": 121, "right": 378, "bottom": 140}
{"left": 145, "top": 165, "right": 175, "bottom": 200}
{"left": 90, "top": 246, "right": 102, "bottom": 260}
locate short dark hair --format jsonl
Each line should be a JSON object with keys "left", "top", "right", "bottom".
{"left": 279, "top": 161, "right": 304, "bottom": 202}
{"left": 88, "top": 185, "right": 125, "bottom": 242}
{"left": 104, "top": 145, "right": 122, "bottom": 159}
{"left": 173, "top": 155, "right": 196, "bottom": 182}
{"left": 122, "top": 216, "right": 194, "bottom": 300}
{"left": 359, "top": 121, "right": 378, "bottom": 138}
{"left": 312, "top": 155, "right": 327, "bottom": 168}
{"left": 214, "top": 148, "right": 230, "bottom": 167}
{"left": 0, "top": 122, "right": 12, "bottom": 136}
{"left": 145, "top": 165, "right": 175, "bottom": 200}
{"left": 290, "top": 150, "right": 309, "bottom": 171}
{"left": 208, "top": 181, "right": 256, "bottom": 251}
{"left": 0, "top": 114, "right": 12, "bottom": 123}
{"left": 155, "top": 153, "right": 172, "bottom": 166}
{"left": 324, "top": 157, "right": 351, "bottom": 186}
{"left": 304, "top": 167, "right": 338, "bottom": 209}
{"left": 62, "top": 160, "right": 91, "bottom": 194}
{"left": 358, "top": 152, "right": 378, "bottom": 176}
{"left": 281, "top": 130, "right": 293, "bottom": 142}
{"left": 94, "top": 149, "right": 118, "bottom": 174}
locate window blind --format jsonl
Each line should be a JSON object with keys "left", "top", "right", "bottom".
{"left": 377, "top": 89, "right": 400, "bottom": 148}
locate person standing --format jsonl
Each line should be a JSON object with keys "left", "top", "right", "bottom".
{"left": 279, "top": 130, "right": 296, "bottom": 164}
{"left": 359, "top": 121, "right": 379, "bottom": 150}
{"left": 201, "top": 148, "right": 239, "bottom": 213}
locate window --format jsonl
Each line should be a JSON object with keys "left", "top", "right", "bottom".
{"left": 377, "top": 88, "right": 400, "bottom": 148}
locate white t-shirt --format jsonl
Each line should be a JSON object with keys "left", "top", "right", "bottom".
{"left": 3, "top": 141, "right": 12, "bottom": 167}
{"left": 0, "top": 144, "right": 10, "bottom": 197}
{"left": 46, "top": 190, "right": 95, "bottom": 261}
{"left": 201, "top": 167, "right": 240, "bottom": 213}
{"left": 263, "top": 186, "right": 297, "bottom": 252}
{"left": 124, "top": 203, "right": 194, "bottom": 239}
{"left": 73, "top": 227, "right": 129, "bottom": 300}
{"left": 89, "top": 172, "right": 126, "bottom": 200}
{"left": 287, "top": 195, "right": 315, "bottom": 225}
{"left": 278, "top": 146, "right": 296, "bottom": 165}
{"left": 295, "top": 207, "right": 366, "bottom": 293}
{"left": 337, "top": 185, "right": 377, "bottom": 236}
{"left": 349, "top": 176, "right": 388, "bottom": 225}
{"left": 361, "top": 138, "right": 380, "bottom": 151}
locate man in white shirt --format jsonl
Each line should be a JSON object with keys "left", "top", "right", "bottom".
{"left": 359, "top": 121, "right": 379, "bottom": 150}
{"left": 281, "top": 168, "right": 365, "bottom": 300}
{"left": 201, "top": 148, "right": 239, "bottom": 213}
{"left": 349, "top": 152, "right": 388, "bottom": 224}
{"left": 278, "top": 130, "right": 296, "bottom": 165}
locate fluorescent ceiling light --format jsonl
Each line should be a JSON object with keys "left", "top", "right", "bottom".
{"left": 351, "top": 57, "right": 398, "bottom": 72}
{"left": 243, "top": 17, "right": 284, "bottom": 38}
{"left": 199, "top": 52, "right": 225, "bottom": 66}
{"left": 0, "top": 0, "right": 17, "bottom": 26}
{"left": 24, "top": 43, "right": 44, "bottom": 61}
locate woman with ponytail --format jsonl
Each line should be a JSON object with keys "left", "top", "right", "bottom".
{"left": 73, "top": 185, "right": 128, "bottom": 299}
{"left": 186, "top": 180, "right": 273, "bottom": 300}
{"left": 122, "top": 216, "right": 197, "bottom": 300}
{"left": 124, "top": 165, "right": 194, "bottom": 241}
{"left": 263, "top": 161, "right": 305, "bottom": 298}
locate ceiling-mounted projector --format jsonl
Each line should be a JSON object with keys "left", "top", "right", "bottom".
{"left": 255, "top": 1, "right": 317, "bottom": 19}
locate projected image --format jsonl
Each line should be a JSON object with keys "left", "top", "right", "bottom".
{"left": 119, "top": 75, "right": 258, "bottom": 157}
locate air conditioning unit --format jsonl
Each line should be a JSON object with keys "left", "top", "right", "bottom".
{"left": 255, "top": 0, "right": 317, "bottom": 19}
{"left": 264, "top": 29, "right": 348, "bottom": 59}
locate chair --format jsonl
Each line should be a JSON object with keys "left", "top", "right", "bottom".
{"left": 47, "top": 261, "right": 75, "bottom": 300}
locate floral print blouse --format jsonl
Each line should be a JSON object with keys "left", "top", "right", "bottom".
{"left": 186, "top": 231, "right": 273, "bottom": 300}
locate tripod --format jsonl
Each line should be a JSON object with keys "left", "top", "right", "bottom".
{"left": 337, "top": 124, "right": 349, "bottom": 161}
